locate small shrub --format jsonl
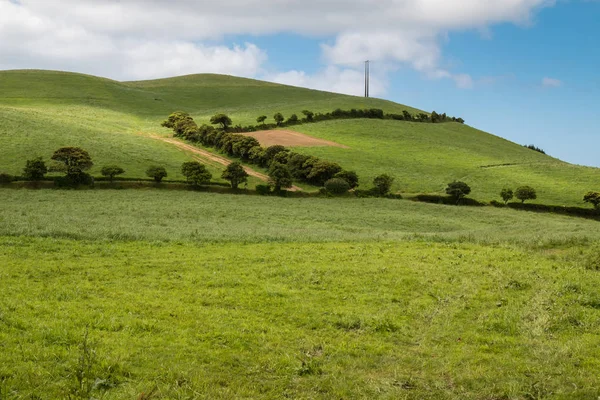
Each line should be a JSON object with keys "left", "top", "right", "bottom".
{"left": 146, "top": 166, "right": 167, "bottom": 183}
{"left": 54, "top": 172, "right": 94, "bottom": 188}
{"left": 334, "top": 170, "right": 359, "bottom": 189}
{"left": 524, "top": 144, "right": 546, "bottom": 154}
{"left": 181, "top": 162, "right": 212, "bottom": 186}
{"left": 273, "top": 113, "right": 284, "bottom": 126}
{"left": 373, "top": 174, "right": 394, "bottom": 196}
{"left": 515, "top": 186, "right": 537, "bottom": 203}
{"left": 445, "top": 181, "right": 471, "bottom": 204}
{"left": 500, "top": 188, "right": 513, "bottom": 204}
{"left": 100, "top": 165, "right": 125, "bottom": 182}
{"left": 583, "top": 191, "right": 600, "bottom": 210}
{"left": 23, "top": 157, "right": 48, "bottom": 181}
{"left": 324, "top": 178, "right": 350, "bottom": 195}
{"left": 0, "top": 173, "right": 14, "bottom": 184}
{"left": 255, "top": 184, "right": 271, "bottom": 196}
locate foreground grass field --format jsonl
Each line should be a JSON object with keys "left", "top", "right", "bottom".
{"left": 1, "top": 70, "right": 599, "bottom": 206}
{"left": 2, "top": 189, "right": 600, "bottom": 398}
{"left": 2, "top": 238, "right": 600, "bottom": 399}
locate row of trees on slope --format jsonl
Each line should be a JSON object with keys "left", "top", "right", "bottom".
{"left": 161, "top": 112, "right": 357, "bottom": 188}
{"left": 165, "top": 107, "right": 465, "bottom": 136}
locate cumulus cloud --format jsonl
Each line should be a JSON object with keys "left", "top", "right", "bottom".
{"left": 0, "top": 0, "right": 555, "bottom": 91}
{"left": 268, "top": 66, "right": 388, "bottom": 97}
{"left": 542, "top": 77, "right": 562, "bottom": 88}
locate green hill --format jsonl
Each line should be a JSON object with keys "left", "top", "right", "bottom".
{"left": 1, "top": 69, "right": 598, "bottom": 205}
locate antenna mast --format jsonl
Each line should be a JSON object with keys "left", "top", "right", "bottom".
{"left": 364, "top": 60, "right": 370, "bottom": 98}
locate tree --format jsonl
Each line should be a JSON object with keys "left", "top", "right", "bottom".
{"left": 306, "top": 160, "right": 342, "bottom": 186}
{"left": 268, "top": 162, "right": 293, "bottom": 192}
{"left": 263, "top": 145, "right": 288, "bottom": 166}
{"left": 445, "top": 181, "right": 471, "bottom": 204}
{"left": 23, "top": 157, "right": 47, "bottom": 181}
{"left": 334, "top": 170, "right": 359, "bottom": 189}
{"left": 256, "top": 115, "right": 267, "bottom": 125}
{"left": 515, "top": 186, "right": 537, "bottom": 203}
{"left": 161, "top": 111, "right": 191, "bottom": 129}
{"left": 500, "top": 188, "right": 514, "bottom": 204}
{"left": 274, "top": 113, "right": 285, "bottom": 126}
{"left": 302, "top": 110, "right": 314, "bottom": 122}
{"left": 583, "top": 191, "right": 600, "bottom": 209}
{"left": 101, "top": 165, "right": 125, "bottom": 182}
{"left": 222, "top": 162, "right": 249, "bottom": 189}
{"left": 181, "top": 161, "right": 212, "bottom": 186}
{"left": 373, "top": 174, "right": 395, "bottom": 196}
{"left": 51, "top": 147, "right": 93, "bottom": 177}
{"left": 146, "top": 166, "right": 167, "bottom": 183}
{"left": 210, "top": 113, "right": 233, "bottom": 130}
{"left": 287, "top": 114, "right": 299, "bottom": 124}
{"left": 325, "top": 178, "right": 350, "bottom": 195}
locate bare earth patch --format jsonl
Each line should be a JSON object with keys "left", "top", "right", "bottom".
{"left": 241, "top": 129, "right": 349, "bottom": 149}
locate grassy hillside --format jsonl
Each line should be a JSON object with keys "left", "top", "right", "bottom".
{"left": 1, "top": 69, "right": 598, "bottom": 205}
{"left": 2, "top": 190, "right": 600, "bottom": 399}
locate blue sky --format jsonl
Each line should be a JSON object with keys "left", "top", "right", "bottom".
{"left": 0, "top": 0, "right": 598, "bottom": 166}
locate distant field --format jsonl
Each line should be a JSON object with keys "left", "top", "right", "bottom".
{"left": 1, "top": 189, "right": 599, "bottom": 245}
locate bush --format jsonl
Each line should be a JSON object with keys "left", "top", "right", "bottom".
{"left": 515, "top": 186, "right": 537, "bottom": 203}
{"left": 287, "top": 114, "right": 299, "bottom": 124}
{"left": 524, "top": 144, "right": 546, "bottom": 154}
{"left": 0, "top": 173, "right": 14, "bottom": 184}
{"left": 500, "top": 188, "right": 514, "bottom": 204}
{"left": 210, "top": 113, "right": 232, "bottom": 130}
{"left": 146, "top": 166, "right": 168, "bottom": 183}
{"left": 324, "top": 178, "right": 350, "bottom": 195}
{"left": 23, "top": 157, "right": 48, "bottom": 181}
{"left": 54, "top": 172, "right": 94, "bottom": 188}
{"left": 334, "top": 170, "right": 359, "bottom": 189}
{"left": 445, "top": 181, "right": 471, "bottom": 204}
{"left": 101, "top": 165, "right": 125, "bottom": 182}
{"left": 268, "top": 162, "right": 293, "bottom": 192}
{"left": 273, "top": 113, "right": 285, "bottom": 126}
{"left": 583, "top": 191, "right": 600, "bottom": 210}
{"left": 181, "top": 162, "right": 212, "bottom": 186}
{"left": 373, "top": 174, "right": 394, "bottom": 196}
{"left": 255, "top": 184, "right": 271, "bottom": 196}
{"left": 221, "top": 162, "right": 249, "bottom": 189}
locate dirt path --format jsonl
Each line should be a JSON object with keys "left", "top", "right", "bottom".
{"left": 146, "top": 134, "right": 302, "bottom": 191}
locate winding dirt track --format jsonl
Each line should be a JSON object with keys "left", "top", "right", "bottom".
{"left": 146, "top": 134, "right": 302, "bottom": 191}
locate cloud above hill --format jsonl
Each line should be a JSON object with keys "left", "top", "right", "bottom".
{"left": 0, "top": 0, "right": 554, "bottom": 94}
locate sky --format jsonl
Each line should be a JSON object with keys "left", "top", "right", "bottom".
{"left": 0, "top": 0, "right": 598, "bottom": 167}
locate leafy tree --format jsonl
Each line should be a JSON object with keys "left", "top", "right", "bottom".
{"left": 288, "top": 153, "right": 311, "bottom": 179}
{"left": 101, "top": 165, "right": 125, "bottom": 182}
{"left": 373, "top": 174, "right": 395, "bottom": 196}
{"left": 500, "top": 188, "right": 514, "bottom": 204}
{"left": 274, "top": 113, "right": 285, "bottom": 126}
{"left": 325, "top": 178, "right": 350, "bottom": 195}
{"left": 51, "top": 147, "right": 93, "bottom": 177}
{"left": 515, "top": 186, "right": 537, "bottom": 203}
{"left": 146, "top": 166, "right": 167, "bottom": 183}
{"left": 302, "top": 110, "right": 314, "bottom": 122}
{"left": 23, "top": 157, "right": 47, "bottom": 181}
{"left": 287, "top": 114, "right": 299, "bottom": 124}
{"left": 181, "top": 161, "right": 212, "bottom": 186}
{"left": 334, "top": 170, "right": 359, "bottom": 189}
{"left": 161, "top": 111, "right": 191, "bottom": 128}
{"left": 268, "top": 162, "right": 293, "bottom": 192}
{"left": 264, "top": 145, "right": 288, "bottom": 165}
{"left": 210, "top": 113, "right": 233, "bottom": 130}
{"left": 402, "top": 110, "right": 413, "bottom": 121}
{"left": 306, "top": 160, "right": 342, "bottom": 186}
{"left": 445, "top": 181, "right": 471, "bottom": 204}
{"left": 583, "top": 191, "right": 600, "bottom": 209}
{"left": 222, "top": 162, "right": 249, "bottom": 189}
{"left": 256, "top": 115, "right": 267, "bottom": 125}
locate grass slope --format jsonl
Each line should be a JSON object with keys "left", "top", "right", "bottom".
{"left": 2, "top": 189, "right": 600, "bottom": 398}
{"left": 1, "top": 69, "right": 598, "bottom": 205}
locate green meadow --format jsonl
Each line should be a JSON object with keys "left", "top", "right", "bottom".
{"left": 1, "top": 190, "right": 600, "bottom": 399}
{"left": 1, "top": 69, "right": 600, "bottom": 399}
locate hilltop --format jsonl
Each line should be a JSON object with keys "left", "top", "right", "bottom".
{"left": 0, "top": 69, "right": 598, "bottom": 205}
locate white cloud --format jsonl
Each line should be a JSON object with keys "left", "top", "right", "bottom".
{"left": 542, "top": 77, "right": 562, "bottom": 88}
{"left": 268, "top": 66, "right": 388, "bottom": 97}
{"left": 0, "top": 0, "right": 555, "bottom": 91}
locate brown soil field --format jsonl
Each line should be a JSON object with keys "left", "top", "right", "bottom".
{"left": 240, "top": 129, "right": 349, "bottom": 148}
